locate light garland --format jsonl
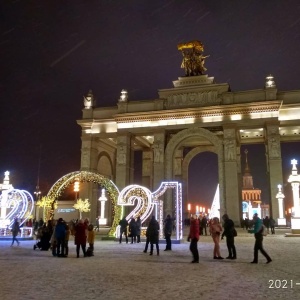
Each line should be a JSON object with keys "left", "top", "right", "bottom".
{"left": 0, "top": 189, "right": 34, "bottom": 231}
{"left": 47, "top": 171, "right": 120, "bottom": 236}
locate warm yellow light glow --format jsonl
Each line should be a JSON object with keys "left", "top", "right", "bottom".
{"left": 187, "top": 203, "right": 191, "bottom": 211}
{"left": 230, "top": 114, "right": 242, "bottom": 121}
{"left": 202, "top": 116, "right": 223, "bottom": 123}
{"left": 117, "top": 117, "right": 196, "bottom": 129}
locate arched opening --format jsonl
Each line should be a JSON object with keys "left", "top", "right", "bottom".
{"left": 187, "top": 151, "right": 218, "bottom": 217}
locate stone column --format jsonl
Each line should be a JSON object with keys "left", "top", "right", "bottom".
{"left": 142, "top": 150, "right": 153, "bottom": 189}
{"left": 115, "top": 134, "right": 131, "bottom": 190}
{"left": 276, "top": 184, "right": 286, "bottom": 226}
{"left": 80, "top": 136, "right": 98, "bottom": 173}
{"left": 223, "top": 126, "right": 240, "bottom": 225}
{"left": 153, "top": 132, "right": 168, "bottom": 213}
{"left": 152, "top": 132, "right": 165, "bottom": 189}
{"left": 265, "top": 123, "right": 283, "bottom": 220}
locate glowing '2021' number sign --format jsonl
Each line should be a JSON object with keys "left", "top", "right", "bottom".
{"left": 117, "top": 182, "right": 183, "bottom": 240}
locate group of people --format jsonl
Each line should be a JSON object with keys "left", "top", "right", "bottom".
{"left": 188, "top": 213, "right": 272, "bottom": 264}
{"left": 119, "top": 216, "right": 142, "bottom": 244}
{"left": 31, "top": 217, "right": 95, "bottom": 258}
{"left": 119, "top": 214, "right": 174, "bottom": 256}
{"left": 12, "top": 212, "right": 272, "bottom": 264}
{"left": 241, "top": 216, "right": 276, "bottom": 234}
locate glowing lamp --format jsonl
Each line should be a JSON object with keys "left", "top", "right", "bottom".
{"left": 265, "top": 74, "right": 276, "bottom": 88}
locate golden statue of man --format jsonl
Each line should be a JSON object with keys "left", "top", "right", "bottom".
{"left": 177, "top": 40, "right": 209, "bottom": 76}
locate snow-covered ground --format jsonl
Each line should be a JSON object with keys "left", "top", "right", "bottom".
{"left": 0, "top": 228, "right": 299, "bottom": 300}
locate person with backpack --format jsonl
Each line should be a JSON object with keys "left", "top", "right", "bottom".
{"left": 250, "top": 213, "right": 272, "bottom": 264}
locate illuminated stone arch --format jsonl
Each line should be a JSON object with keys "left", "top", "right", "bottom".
{"left": 47, "top": 170, "right": 120, "bottom": 237}
{"left": 97, "top": 151, "right": 114, "bottom": 179}
{"left": 164, "top": 127, "right": 225, "bottom": 214}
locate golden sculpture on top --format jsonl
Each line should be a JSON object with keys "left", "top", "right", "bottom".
{"left": 177, "top": 40, "right": 209, "bottom": 76}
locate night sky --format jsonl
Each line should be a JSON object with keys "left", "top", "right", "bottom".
{"left": 1, "top": 1, "right": 300, "bottom": 210}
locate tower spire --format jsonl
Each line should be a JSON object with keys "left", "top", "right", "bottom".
{"left": 243, "top": 149, "right": 253, "bottom": 189}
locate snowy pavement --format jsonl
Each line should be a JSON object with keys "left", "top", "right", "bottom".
{"left": 0, "top": 228, "right": 300, "bottom": 300}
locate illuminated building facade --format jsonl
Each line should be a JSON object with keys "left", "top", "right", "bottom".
{"left": 77, "top": 71, "right": 300, "bottom": 226}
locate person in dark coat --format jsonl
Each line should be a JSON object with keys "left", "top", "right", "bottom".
{"left": 201, "top": 215, "right": 208, "bottom": 236}
{"left": 11, "top": 218, "right": 21, "bottom": 246}
{"left": 148, "top": 216, "right": 160, "bottom": 256}
{"left": 129, "top": 218, "right": 137, "bottom": 244}
{"left": 221, "top": 214, "right": 237, "bottom": 259}
{"left": 269, "top": 217, "right": 276, "bottom": 234}
{"left": 163, "top": 214, "right": 173, "bottom": 251}
{"left": 74, "top": 219, "right": 87, "bottom": 258}
{"left": 187, "top": 215, "right": 200, "bottom": 263}
{"left": 119, "top": 217, "right": 129, "bottom": 244}
{"left": 136, "top": 216, "right": 142, "bottom": 243}
{"left": 55, "top": 218, "right": 66, "bottom": 257}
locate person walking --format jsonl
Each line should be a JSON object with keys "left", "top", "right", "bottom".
{"left": 221, "top": 214, "right": 237, "bottom": 259}
{"left": 250, "top": 213, "right": 272, "bottom": 264}
{"left": 187, "top": 215, "right": 200, "bottom": 263}
{"left": 119, "top": 217, "right": 128, "bottom": 244}
{"left": 163, "top": 214, "right": 173, "bottom": 251}
{"left": 148, "top": 216, "right": 160, "bottom": 256}
{"left": 209, "top": 217, "right": 224, "bottom": 259}
{"left": 11, "top": 218, "right": 21, "bottom": 246}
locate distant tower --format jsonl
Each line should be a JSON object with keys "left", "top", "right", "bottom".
{"left": 241, "top": 150, "right": 265, "bottom": 218}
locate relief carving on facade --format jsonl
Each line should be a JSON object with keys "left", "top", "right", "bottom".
{"left": 268, "top": 136, "right": 281, "bottom": 158}
{"left": 81, "top": 147, "right": 90, "bottom": 167}
{"left": 153, "top": 143, "right": 164, "bottom": 163}
{"left": 224, "top": 139, "right": 236, "bottom": 161}
{"left": 266, "top": 125, "right": 281, "bottom": 159}
{"left": 117, "top": 144, "right": 126, "bottom": 165}
{"left": 166, "top": 91, "right": 219, "bottom": 108}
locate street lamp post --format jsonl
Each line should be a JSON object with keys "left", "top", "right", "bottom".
{"left": 34, "top": 186, "right": 41, "bottom": 221}
{"left": 74, "top": 179, "right": 80, "bottom": 201}
{"left": 288, "top": 159, "right": 300, "bottom": 233}
{"left": 276, "top": 184, "right": 286, "bottom": 226}
{"left": 187, "top": 203, "right": 191, "bottom": 218}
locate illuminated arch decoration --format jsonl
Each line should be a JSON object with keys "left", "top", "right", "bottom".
{"left": 117, "top": 181, "right": 183, "bottom": 241}
{"left": 0, "top": 189, "right": 34, "bottom": 236}
{"left": 47, "top": 171, "right": 120, "bottom": 237}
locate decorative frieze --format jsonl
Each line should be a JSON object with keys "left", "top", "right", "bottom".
{"left": 165, "top": 91, "right": 220, "bottom": 109}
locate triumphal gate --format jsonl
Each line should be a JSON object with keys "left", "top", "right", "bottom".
{"left": 77, "top": 41, "right": 300, "bottom": 226}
